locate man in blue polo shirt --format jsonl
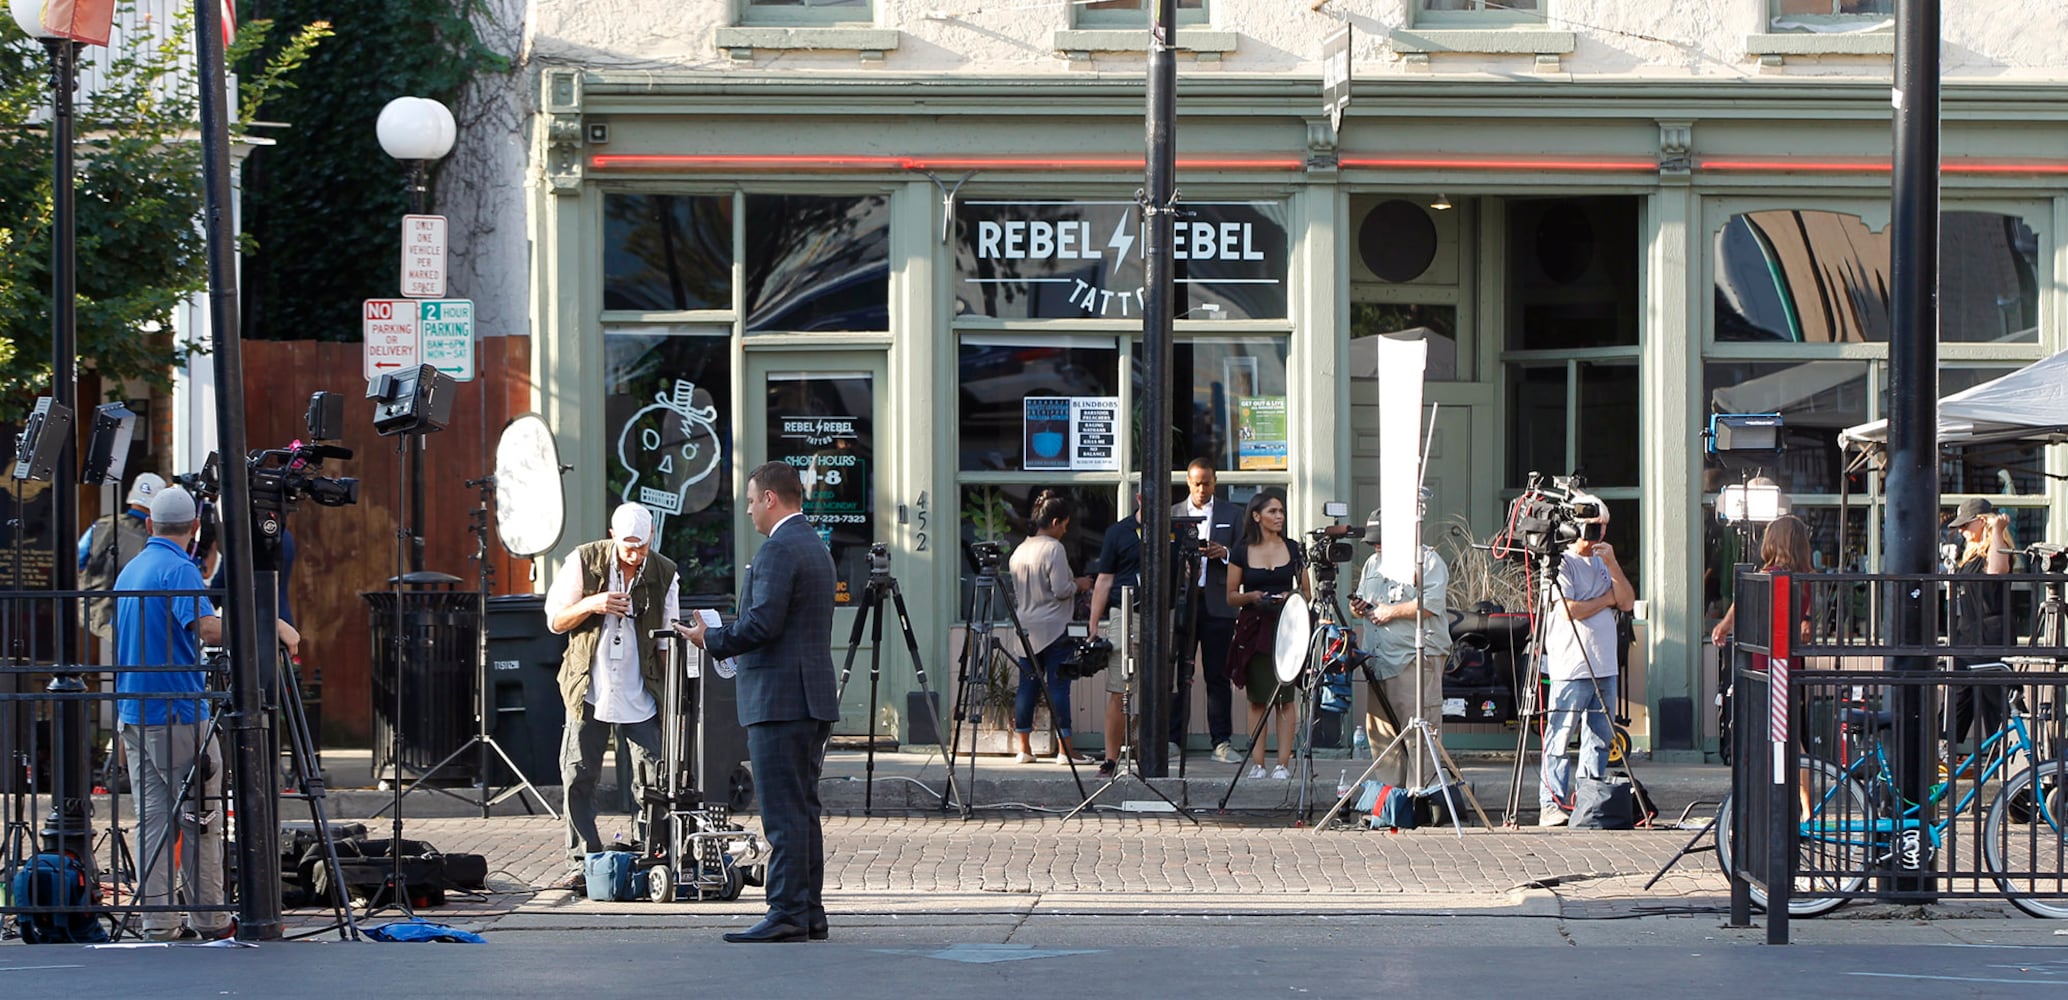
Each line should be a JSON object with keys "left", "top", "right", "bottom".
{"left": 115, "top": 486, "right": 298, "bottom": 940}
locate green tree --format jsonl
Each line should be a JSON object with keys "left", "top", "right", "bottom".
{"left": 0, "top": 5, "right": 331, "bottom": 408}
{"left": 237, "top": 0, "right": 508, "bottom": 343}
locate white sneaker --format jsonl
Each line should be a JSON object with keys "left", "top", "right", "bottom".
{"left": 1014, "top": 752, "right": 1038, "bottom": 764}
{"left": 1246, "top": 764, "right": 1266, "bottom": 779}
{"left": 1270, "top": 765, "right": 1290, "bottom": 781}
{"left": 1538, "top": 806, "right": 1569, "bottom": 828}
{"left": 1211, "top": 742, "right": 1242, "bottom": 764}
{"left": 1167, "top": 742, "right": 1184, "bottom": 761}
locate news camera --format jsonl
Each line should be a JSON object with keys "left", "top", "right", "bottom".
{"left": 1059, "top": 636, "right": 1112, "bottom": 680}
{"left": 1303, "top": 500, "right": 1356, "bottom": 584}
{"left": 178, "top": 392, "right": 359, "bottom": 563}
{"left": 966, "top": 538, "right": 1008, "bottom": 573}
{"left": 1170, "top": 515, "right": 1206, "bottom": 556}
{"left": 1501, "top": 472, "right": 1606, "bottom": 558}
{"left": 867, "top": 541, "right": 892, "bottom": 578}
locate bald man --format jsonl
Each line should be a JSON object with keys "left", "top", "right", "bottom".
{"left": 544, "top": 502, "right": 681, "bottom": 891}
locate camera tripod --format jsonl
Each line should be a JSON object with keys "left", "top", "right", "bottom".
{"left": 400, "top": 475, "right": 556, "bottom": 819}
{"left": 833, "top": 548, "right": 960, "bottom": 816}
{"left": 945, "top": 549, "right": 1086, "bottom": 819}
{"left": 1064, "top": 587, "right": 1195, "bottom": 823}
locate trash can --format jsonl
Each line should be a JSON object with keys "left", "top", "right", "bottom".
{"left": 365, "top": 577, "right": 479, "bottom": 786}
{"left": 484, "top": 594, "right": 567, "bottom": 789}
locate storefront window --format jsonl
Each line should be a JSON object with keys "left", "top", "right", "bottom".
{"left": 1128, "top": 339, "right": 1291, "bottom": 472}
{"left": 602, "top": 329, "right": 734, "bottom": 601}
{"left": 958, "top": 339, "right": 1121, "bottom": 472}
{"left": 1507, "top": 364, "right": 1567, "bottom": 489}
{"left": 957, "top": 483, "right": 1118, "bottom": 619}
{"left": 1714, "top": 210, "right": 2038, "bottom": 344}
{"left": 1350, "top": 303, "right": 1461, "bottom": 381}
{"left": 602, "top": 194, "right": 733, "bottom": 312}
{"left": 744, "top": 194, "right": 891, "bottom": 333}
{"left": 1506, "top": 196, "right": 1640, "bottom": 350}
{"left": 1702, "top": 360, "right": 1869, "bottom": 495}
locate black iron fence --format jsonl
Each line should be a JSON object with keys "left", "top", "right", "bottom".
{"left": 2, "top": 585, "right": 264, "bottom": 942}
{"left": 1724, "top": 569, "right": 2068, "bottom": 942}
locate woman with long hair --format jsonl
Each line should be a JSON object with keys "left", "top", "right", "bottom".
{"left": 1224, "top": 490, "right": 1309, "bottom": 779}
{"left": 1708, "top": 514, "right": 1813, "bottom": 648}
{"left": 1008, "top": 490, "right": 1095, "bottom": 763}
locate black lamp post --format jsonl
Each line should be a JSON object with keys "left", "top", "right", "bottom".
{"left": 375, "top": 96, "right": 455, "bottom": 575}
{"left": 12, "top": 0, "right": 90, "bottom": 862}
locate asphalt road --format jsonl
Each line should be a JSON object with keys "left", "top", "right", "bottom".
{"left": 7, "top": 935, "right": 2068, "bottom": 999}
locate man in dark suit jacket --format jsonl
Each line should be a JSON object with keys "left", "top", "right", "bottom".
{"left": 682, "top": 460, "right": 839, "bottom": 943}
{"left": 1172, "top": 458, "right": 1244, "bottom": 761}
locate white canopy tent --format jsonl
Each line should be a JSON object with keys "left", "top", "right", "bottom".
{"left": 1839, "top": 350, "right": 2068, "bottom": 454}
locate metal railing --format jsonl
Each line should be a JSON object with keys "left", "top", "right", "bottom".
{"left": 1723, "top": 569, "right": 2068, "bottom": 942}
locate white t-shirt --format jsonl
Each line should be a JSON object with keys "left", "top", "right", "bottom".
{"left": 544, "top": 551, "right": 679, "bottom": 723}
{"left": 1544, "top": 552, "right": 1618, "bottom": 681}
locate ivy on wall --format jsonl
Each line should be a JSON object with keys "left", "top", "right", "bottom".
{"left": 237, "top": 0, "right": 507, "bottom": 343}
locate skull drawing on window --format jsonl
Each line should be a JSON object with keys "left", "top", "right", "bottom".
{"left": 615, "top": 378, "right": 723, "bottom": 542}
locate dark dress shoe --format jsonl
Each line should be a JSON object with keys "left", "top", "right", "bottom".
{"left": 723, "top": 917, "right": 809, "bottom": 943}
{"left": 808, "top": 920, "right": 829, "bottom": 941}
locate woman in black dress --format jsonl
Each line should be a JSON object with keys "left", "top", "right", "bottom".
{"left": 1225, "top": 491, "right": 1309, "bottom": 779}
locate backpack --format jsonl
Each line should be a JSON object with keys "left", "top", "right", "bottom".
{"left": 1365, "top": 783, "right": 1418, "bottom": 831}
{"left": 1570, "top": 775, "right": 1636, "bottom": 830}
{"left": 9, "top": 852, "right": 110, "bottom": 944}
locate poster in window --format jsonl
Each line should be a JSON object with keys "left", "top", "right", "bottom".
{"left": 604, "top": 334, "right": 734, "bottom": 600}
{"left": 1071, "top": 397, "right": 1120, "bottom": 472}
{"left": 1023, "top": 397, "right": 1072, "bottom": 471}
{"left": 768, "top": 375, "right": 875, "bottom": 604}
{"left": 1236, "top": 396, "right": 1288, "bottom": 471}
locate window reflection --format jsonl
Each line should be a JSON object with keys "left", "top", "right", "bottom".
{"left": 1506, "top": 197, "right": 1640, "bottom": 350}
{"left": 602, "top": 194, "right": 733, "bottom": 312}
{"left": 958, "top": 484, "right": 1117, "bottom": 619}
{"left": 958, "top": 341, "right": 1120, "bottom": 472}
{"left": 1703, "top": 360, "right": 1868, "bottom": 495}
{"left": 1125, "top": 339, "right": 1291, "bottom": 472}
{"left": 1714, "top": 210, "right": 2037, "bottom": 344}
{"left": 744, "top": 194, "right": 890, "bottom": 332}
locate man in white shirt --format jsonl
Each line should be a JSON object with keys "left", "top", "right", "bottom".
{"left": 544, "top": 502, "right": 680, "bottom": 889}
{"left": 1537, "top": 496, "right": 1634, "bottom": 827}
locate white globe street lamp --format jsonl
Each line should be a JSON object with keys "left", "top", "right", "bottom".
{"left": 374, "top": 96, "right": 454, "bottom": 574}
{"left": 9, "top": 0, "right": 56, "bottom": 37}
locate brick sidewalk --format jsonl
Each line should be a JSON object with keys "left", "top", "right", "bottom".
{"left": 287, "top": 813, "right": 1727, "bottom": 934}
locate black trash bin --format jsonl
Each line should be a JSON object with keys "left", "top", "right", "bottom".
{"left": 365, "top": 580, "right": 480, "bottom": 786}
{"left": 484, "top": 594, "right": 568, "bottom": 789}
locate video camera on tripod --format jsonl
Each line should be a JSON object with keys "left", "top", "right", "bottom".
{"left": 178, "top": 392, "right": 360, "bottom": 559}
{"left": 1500, "top": 472, "right": 1606, "bottom": 558}
{"left": 1303, "top": 500, "right": 1357, "bottom": 583}
{"left": 2024, "top": 542, "right": 2068, "bottom": 574}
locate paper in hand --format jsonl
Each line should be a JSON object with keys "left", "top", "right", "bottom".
{"left": 697, "top": 609, "right": 738, "bottom": 678}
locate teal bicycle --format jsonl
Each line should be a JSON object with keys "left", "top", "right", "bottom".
{"left": 1717, "top": 665, "right": 2068, "bottom": 918}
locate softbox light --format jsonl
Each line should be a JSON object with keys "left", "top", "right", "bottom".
{"left": 367, "top": 364, "right": 456, "bottom": 437}
{"left": 80, "top": 401, "right": 137, "bottom": 487}
{"left": 1708, "top": 413, "right": 1782, "bottom": 453}
{"left": 11, "top": 396, "right": 74, "bottom": 482}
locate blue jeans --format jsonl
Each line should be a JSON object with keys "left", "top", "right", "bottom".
{"left": 1540, "top": 676, "right": 1617, "bottom": 811}
{"left": 1014, "top": 639, "right": 1074, "bottom": 737}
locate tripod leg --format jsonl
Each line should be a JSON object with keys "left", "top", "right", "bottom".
{"left": 886, "top": 584, "right": 961, "bottom": 813}
{"left": 1216, "top": 685, "right": 1280, "bottom": 810}
{"left": 864, "top": 588, "right": 886, "bottom": 816}
{"left": 834, "top": 586, "right": 873, "bottom": 706}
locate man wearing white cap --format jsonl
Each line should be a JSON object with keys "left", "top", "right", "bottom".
{"left": 544, "top": 501, "right": 680, "bottom": 892}
{"left": 115, "top": 486, "right": 300, "bottom": 940}
{"left": 78, "top": 471, "right": 165, "bottom": 641}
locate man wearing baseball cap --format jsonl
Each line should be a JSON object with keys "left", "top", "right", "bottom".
{"left": 1348, "top": 503, "right": 1452, "bottom": 789}
{"left": 543, "top": 501, "right": 680, "bottom": 893}
{"left": 115, "top": 486, "right": 299, "bottom": 940}
{"left": 77, "top": 472, "right": 165, "bottom": 641}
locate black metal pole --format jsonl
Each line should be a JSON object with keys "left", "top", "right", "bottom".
{"left": 1884, "top": 0, "right": 1940, "bottom": 897}
{"left": 407, "top": 162, "right": 428, "bottom": 574}
{"left": 38, "top": 36, "right": 92, "bottom": 867}
{"left": 195, "top": 0, "right": 280, "bottom": 940}
{"left": 1135, "top": 0, "right": 1177, "bottom": 779}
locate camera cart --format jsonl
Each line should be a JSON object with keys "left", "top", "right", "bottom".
{"left": 644, "top": 629, "right": 768, "bottom": 902}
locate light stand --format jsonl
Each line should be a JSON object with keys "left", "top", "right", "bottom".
{"left": 375, "top": 96, "right": 457, "bottom": 574}
{"left": 1064, "top": 588, "right": 1194, "bottom": 822}
{"left": 401, "top": 475, "right": 556, "bottom": 818}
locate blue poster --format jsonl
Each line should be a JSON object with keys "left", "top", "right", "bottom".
{"left": 1023, "top": 397, "right": 1071, "bottom": 471}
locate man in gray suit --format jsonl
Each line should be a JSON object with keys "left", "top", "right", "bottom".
{"left": 683, "top": 460, "right": 838, "bottom": 943}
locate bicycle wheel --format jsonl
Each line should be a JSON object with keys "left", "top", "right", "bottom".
{"left": 1714, "top": 756, "right": 1872, "bottom": 917}
{"left": 1981, "top": 759, "right": 2068, "bottom": 918}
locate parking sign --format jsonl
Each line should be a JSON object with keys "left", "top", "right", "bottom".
{"left": 419, "top": 299, "right": 475, "bottom": 381}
